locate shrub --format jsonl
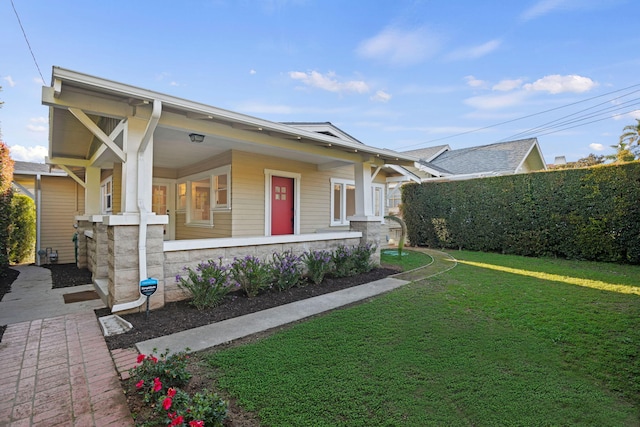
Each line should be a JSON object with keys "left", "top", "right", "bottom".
{"left": 302, "top": 249, "right": 333, "bottom": 285}
{"left": 9, "top": 193, "right": 35, "bottom": 264}
{"left": 129, "top": 349, "right": 192, "bottom": 403}
{"left": 271, "top": 250, "right": 303, "bottom": 291}
{"left": 177, "top": 258, "right": 234, "bottom": 310}
{"left": 230, "top": 255, "right": 273, "bottom": 297}
{"left": 352, "top": 243, "right": 377, "bottom": 274}
{"left": 160, "top": 387, "right": 228, "bottom": 427}
{"left": 401, "top": 162, "right": 640, "bottom": 264}
{"left": 130, "top": 350, "right": 228, "bottom": 427}
{"left": 332, "top": 245, "right": 355, "bottom": 278}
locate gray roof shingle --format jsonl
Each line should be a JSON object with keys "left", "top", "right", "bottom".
{"left": 426, "top": 138, "right": 539, "bottom": 175}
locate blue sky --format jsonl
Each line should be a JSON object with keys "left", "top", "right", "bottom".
{"left": 1, "top": 0, "right": 639, "bottom": 164}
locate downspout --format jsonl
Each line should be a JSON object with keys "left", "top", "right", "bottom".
{"left": 112, "top": 100, "right": 162, "bottom": 313}
{"left": 35, "top": 173, "right": 42, "bottom": 266}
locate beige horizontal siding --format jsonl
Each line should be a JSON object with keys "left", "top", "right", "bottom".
{"left": 178, "top": 151, "right": 232, "bottom": 178}
{"left": 231, "top": 151, "right": 357, "bottom": 236}
{"left": 40, "top": 176, "right": 83, "bottom": 264}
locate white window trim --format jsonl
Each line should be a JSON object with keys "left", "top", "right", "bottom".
{"left": 177, "top": 165, "right": 231, "bottom": 227}
{"left": 330, "top": 178, "right": 384, "bottom": 226}
{"left": 264, "top": 169, "right": 301, "bottom": 236}
{"left": 100, "top": 176, "right": 113, "bottom": 214}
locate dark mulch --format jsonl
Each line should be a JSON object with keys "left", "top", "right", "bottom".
{"left": 99, "top": 267, "right": 401, "bottom": 351}
{"left": 42, "top": 263, "right": 93, "bottom": 289}
{"left": 0, "top": 267, "right": 20, "bottom": 302}
{"left": 0, "top": 267, "right": 21, "bottom": 341}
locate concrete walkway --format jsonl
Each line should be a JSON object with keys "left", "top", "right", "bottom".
{"left": 0, "top": 265, "right": 105, "bottom": 325}
{"left": 0, "top": 265, "right": 133, "bottom": 427}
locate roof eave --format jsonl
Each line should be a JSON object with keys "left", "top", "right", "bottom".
{"left": 50, "top": 67, "right": 418, "bottom": 165}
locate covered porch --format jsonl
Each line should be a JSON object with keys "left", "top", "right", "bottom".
{"left": 42, "top": 67, "right": 417, "bottom": 313}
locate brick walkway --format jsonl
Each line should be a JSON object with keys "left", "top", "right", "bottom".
{"left": 0, "top": 312, "right": 133, "bottom": 427}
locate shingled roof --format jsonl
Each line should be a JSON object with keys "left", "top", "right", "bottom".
{"left": 429, "top": 138, "right": 544, "bottom": 175}
{"left": 402, "top": 145, "right": 450, "bottom": 162}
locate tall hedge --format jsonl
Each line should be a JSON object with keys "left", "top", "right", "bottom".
{"left": 9, "top": 193, "right": 36, "bottom": 264}
{"left": 401, "top": 162, "right": 640, "bottom": 264}
{"left": 0, "top": 141, "right": 14, "bottom": 273}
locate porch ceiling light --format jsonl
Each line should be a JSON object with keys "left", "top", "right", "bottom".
{"left": 189, "top": 133, "right": 205, "bottom": 143}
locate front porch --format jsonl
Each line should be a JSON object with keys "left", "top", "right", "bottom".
{"left": 43, "top": 67, "right": 417, "bottom": 314}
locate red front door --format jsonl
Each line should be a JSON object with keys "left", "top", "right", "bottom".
{"left": 271, "top": 176, "right": 294, "bottom": 235}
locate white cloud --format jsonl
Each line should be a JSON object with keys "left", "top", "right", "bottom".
{"left": 250, "top": 69, "right": 257, "bottom": 75}
{"left": 27, "top": 117, "right": 48, "bottom": 133}
{"left": 520, "top": 0, "right": 569, "bottom": 21}
{"left": 492, "top": 78, "right": 524, "bottom": 92}
{"left": 523, "top": 74, "right": 597, "bottom": 94}
{"left": 289, "top": 71, "right": 369, "bottom": 94}
{"left": 464, "top": 75, "right": 487, "bottom": 88}
{"left": 447, "top": 39, "right": 501, "bottom": 61}
{"left": 9, "top": 145, "right": 47, "bottom": 163}
{"left": 357, "top": 27, "right": 441, "bottom": 66}
{"left": 371, "top": 90, "right": 392, "bottom": 103}
{"left": 464, "top": 91, "right": 529, "bottom": 110}
{"left": 3, "top": 76, "right": 16, "bottom": 87}
{"left": 613, "top": 110, "right": 640, "bottom": 120}
{"left": 589, "top": 143, "right": 605, "bottom": 151}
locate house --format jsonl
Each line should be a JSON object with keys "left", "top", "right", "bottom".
{"left": 404, "top": 138, "right": 547, "bottom": 181}
{"left": 382, "top": 139, "right": 547, "bottom": 244}
{"left": 12, "top": 161, "right": 84, "bottom": 264}
{"left": 42, "top": 67, "right": 418, "bottom": 313}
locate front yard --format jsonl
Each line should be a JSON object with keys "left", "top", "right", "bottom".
{"left": 199, "top": 250, "right": 640, "bottom": 426}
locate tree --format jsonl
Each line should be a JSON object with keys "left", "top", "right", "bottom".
{"left": 552, "top": 153, "right": 605, "bottom": 169}
{"left": 9, "top": 193, "right": 36, "bottom": 264}
{"left": 0, "top": 140, "right": 14, "bottom": 274}
{"left": 606, "top": 141, "right": 638, "bottom": 164}
{"left": 620, "top": 118, "right": 640, "bottom": 147}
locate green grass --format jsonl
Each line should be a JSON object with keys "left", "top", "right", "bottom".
{"left": 202, "top": 251, "right": 640, "bottom": 426}
{"left": 380, "top": 248, "right": 433, "bottom": 271}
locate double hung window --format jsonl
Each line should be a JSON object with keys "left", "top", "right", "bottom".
{"left": 177, "top": 165, "right": 230, "bottom": 226}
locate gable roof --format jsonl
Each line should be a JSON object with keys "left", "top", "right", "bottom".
{"left": 426, "top": 138, "right": 546, "bottom": 175}
{"left": 282, "top": 122, "right": 364, "bottom": 145}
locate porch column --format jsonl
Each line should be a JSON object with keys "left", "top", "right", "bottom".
{"left": 85, "top": 166, "right": 101, "bottom": 214}
{"left": 353, "top": 161, "right": 373, "bottom": 218}
{"left": 349, "top": 160, "right": 382, "bottom": 264}
{"left": 120, "top": 116, "right": 154, "bottom": 215}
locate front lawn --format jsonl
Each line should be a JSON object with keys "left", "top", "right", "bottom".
{"left": 202, "top": 250, "right": 640, "bottom": 426}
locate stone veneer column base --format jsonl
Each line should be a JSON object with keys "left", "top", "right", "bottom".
{"left": 75, "top": 220, "right": 90, "bottom": 269}
{"left": 349, "top": 220, "right": 382, "bottom": 265}
{"left": 108, "top": 223, "right": 165, "bottom": 313}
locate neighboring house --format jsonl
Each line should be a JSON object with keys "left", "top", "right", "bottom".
{"left": 404, "top": 138, "right": 547, "bottom": 181}
{"left": 12, "top": 161, "right": 84, "bottom": 265}
{"left": 42, "top": 67, "right": 418, "bottom": 313}
{"left": 383, "top": 139, "right": 547, "bottom": 244}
